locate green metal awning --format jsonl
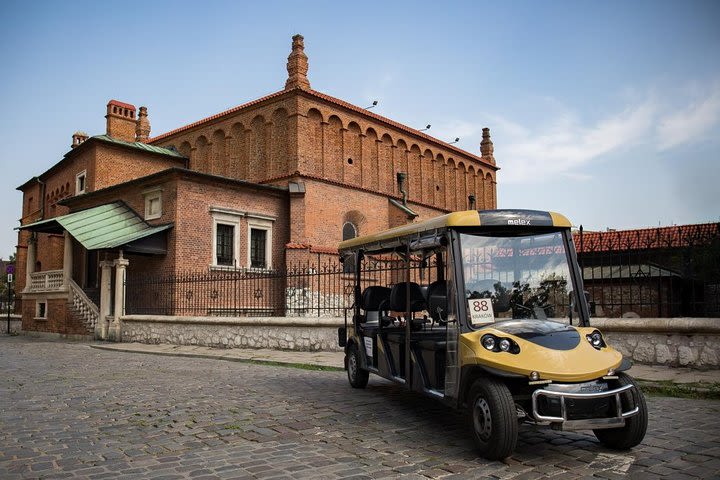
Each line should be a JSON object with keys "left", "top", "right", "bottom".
{"left": 18, "top": 202, "right": 172, "bottom": 254}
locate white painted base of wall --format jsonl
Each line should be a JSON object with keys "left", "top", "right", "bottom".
{"left": 1, "top": 314, "right": 21, "bottom": 334}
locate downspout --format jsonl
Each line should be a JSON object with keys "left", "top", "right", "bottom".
{"left": 396, "top": 172, "right": 408, "bottom": 207}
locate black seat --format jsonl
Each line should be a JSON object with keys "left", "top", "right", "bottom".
{"left": 388, "top": 282, "right": 427, "bottom": 315}
{"left": 361, "top": 286, "right": 391, "bottom": 324}
{"left": 426, "top": 280, "right": 448, "bottom": 323}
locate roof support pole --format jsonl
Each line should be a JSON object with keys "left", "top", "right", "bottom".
{"left": 24, "top": 234, "right": 36, "bottom": 293}
{"left": 98, "top": 260, "right": 113, "bottom": 340}
{"left": 62, "top": 231, "right": 72, "bottom": 289}
{"left": 110, "top": 250, "right": 129, "bottom": 341}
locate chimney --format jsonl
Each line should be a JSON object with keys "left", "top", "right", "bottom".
{"left": 71, "top": 131, "right": 89, "bottom": 149}
{"left": 106, "top": 99, "right": 137, "bottom": 142}
{"left": 480, "top": 127, "right": 495, "bottom": 163}
{"left": 285, "top": 34, "right": 311, "bottom": 90}
{"left": 135, "top": 106, "right": 151, "bottom": 143}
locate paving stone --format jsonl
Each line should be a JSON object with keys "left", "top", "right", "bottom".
{"left": 1, "top": 336, "right": 718, "bottom": 480}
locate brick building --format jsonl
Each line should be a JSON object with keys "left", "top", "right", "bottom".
{"left": 15, "top": 35, "right": 499, "bottom": 338}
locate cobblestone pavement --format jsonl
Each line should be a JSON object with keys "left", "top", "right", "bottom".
{"left": 1, "top": 337, "right": 719, "bottom": 479}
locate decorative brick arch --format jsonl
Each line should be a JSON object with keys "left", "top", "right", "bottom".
{"left": 344, "top": 122, "right": 362, "bottom": 186}
{"left": 326, "top": 115, "right": 344, "bottom": 182}
{"left": 271, "top": 108, "right": 289, "bottom": 179}
{"left": 229, "top": 123, "right": 247, "bottom": 180}
{"left": 364, "top": 127, "right": 379, "bottom": 190}
{"left": 250, "top": 115, "right": 267, "bottom": 182}
{"left": 211, "top": 129, "right": 226, "bottom": 177}
{"left": 379, "top": 133, "right": 394, "bottom": 193}
{"left": 194, "top": 135, "right": 209, "bottom": 172}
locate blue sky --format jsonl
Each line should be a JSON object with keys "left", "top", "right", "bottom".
{"left": 1, "top": 0, "right": 719, "bottom": 259}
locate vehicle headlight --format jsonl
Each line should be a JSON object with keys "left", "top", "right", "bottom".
{"left": 585, "top": 330, "right": 605, "bottom": 349}
{"left": 481, "top": 334, "right": 519, "bottom": 354}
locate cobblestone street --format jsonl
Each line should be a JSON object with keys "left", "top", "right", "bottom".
{"left": 1, "top": 336, "right": 719, "bottom": 479}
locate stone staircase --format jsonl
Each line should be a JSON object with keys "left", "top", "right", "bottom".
{"left": 68, "top": 280, "right": 99, "bottom": 334}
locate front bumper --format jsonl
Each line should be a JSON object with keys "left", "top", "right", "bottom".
{"left": 531, "top": 383, "right": 639, "bottom": 430}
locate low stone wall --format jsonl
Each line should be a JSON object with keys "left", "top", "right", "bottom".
{"left": 591, "top": 318, "right": 720, "bottom": 369}
{"left": 119, "top": 315, "right": 719, "bottom": 368}
{"left": 1, "top": 314, "right": 21, "bottom": 334}
{"left": 121, "top": 315, "right": 345, "bottom": 352}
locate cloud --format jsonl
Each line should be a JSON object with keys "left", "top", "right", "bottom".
{"left": 656, "top": 83, "right": 720, "bottom": 150}
{"left": 488, "top": 99, "right": 657, "bottom": 184}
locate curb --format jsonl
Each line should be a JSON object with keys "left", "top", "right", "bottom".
{"left": 89, "top": 344, "right": 344, "bottom": 371}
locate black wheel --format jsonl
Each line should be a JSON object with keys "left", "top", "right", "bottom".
{"left": 593, "top": 372, "right": 648, "bottom": 450}
{"left": 346, "top": 343, "right": 369, "bottom": 389}
{"left": 469, "top": 377, "right": 518, "bottom": 460}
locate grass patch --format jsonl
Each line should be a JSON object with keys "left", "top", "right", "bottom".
{"left": 639, "top": 380, "right": 720, "bottom": 400}
{"left": 241, "top": 359, "right": 343, "bottom": 372}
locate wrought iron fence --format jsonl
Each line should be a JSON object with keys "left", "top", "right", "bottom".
{"left": 576, "top": 223, "right": 720, "bottom": 318}
{"left": 126, "top": 223, "right": 720, "bottom": 319}
{"left": 126, "top": 256, "right": 437, "bottom": 317}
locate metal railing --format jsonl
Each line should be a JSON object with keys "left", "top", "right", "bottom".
{"left": 576, "top": 223, "right": 720, "bottom": 318}
{"left": 125, "top": 258, "right": 434, "bottom": 317}
{"left": 125, "top": 223, "right": 720, "bottom": 319}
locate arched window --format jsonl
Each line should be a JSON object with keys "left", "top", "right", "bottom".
{"left": 342, "top": 222, "right": 358, "bottom": 273}
{"left": 342, "top": 222, "right": 357, "bottom": 241}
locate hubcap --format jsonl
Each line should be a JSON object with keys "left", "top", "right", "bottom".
{"left": 348, "top": 352, "right": 357, "bottom": 380}
{"left": 473, "top": 397, "right": 492, "bottom": 441}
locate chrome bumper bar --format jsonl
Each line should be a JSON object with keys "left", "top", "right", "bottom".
{"left": 531, "top": 384, "right": 639, "bottom": 430}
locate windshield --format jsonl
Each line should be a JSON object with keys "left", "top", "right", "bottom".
{"left": 460, "top": 231, "right": 576, "bottom": 327}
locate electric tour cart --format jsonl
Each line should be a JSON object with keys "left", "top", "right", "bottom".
{"left": 337, "top": 209, "right": 647, "bottom": 460}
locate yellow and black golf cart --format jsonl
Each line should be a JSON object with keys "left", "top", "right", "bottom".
{"left": 338, "top": 209, "right": 647, "bottom": 460}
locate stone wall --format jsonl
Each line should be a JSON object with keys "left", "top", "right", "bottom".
{"left": 119, "top": 315, "right": 719, "bottom": 368}
{"left": 591, "top": 318, "right": 720, "bottom": 369}
{"left": 121, "top": 315, "right": 344, "bottom": 352}
{"left": 1, "top": 314, "right": 21, "bottom": 334}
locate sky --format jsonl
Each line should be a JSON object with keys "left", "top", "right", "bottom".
{"left": 1, "top": 0, "right": 719, "bottom": 259}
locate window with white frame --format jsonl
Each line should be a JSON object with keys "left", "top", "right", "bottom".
{"left": 210, "top": 208, "right": 242, "bottom": 268}
{"left": 247, "top": 215, "right": 273, "bottom": 270}
{"left": 36, "top": 301, "right": 47, "bottom": 319}
{"left": 75, "top": 171, "right": 87, "bottom": 195}
{"left": 143, "top": 188, "right": 162, "bottom": 220}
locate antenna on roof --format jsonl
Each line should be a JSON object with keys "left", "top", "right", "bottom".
{"left": 365, "top": 100, "right": 378, "bottom": 109}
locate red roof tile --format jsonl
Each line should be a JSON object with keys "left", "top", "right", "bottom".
{"left": 108, "top": 99, "right": 136, "bottom": 111}
{"left": 574, "top": 223, "right": 720, "bottom": 252}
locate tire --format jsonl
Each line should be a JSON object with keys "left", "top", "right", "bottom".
{"left": 468, "top": 377, "right": 518, "bottom": 460}
{"left": 346, "top": 343, "right": 369, "bottom": 389}
{"left": 593, "top": 372, "right": 648, "bottom": 450}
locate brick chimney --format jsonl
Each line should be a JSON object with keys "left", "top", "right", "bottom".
{"left": 135, "top": 106, "right": 151, "bottom": 143}
{"left": 71, "top": 131, "right": 89, "bottom": 149}
{"left": 285, "top": 34, "right": 310, "bottom": 90}
{"left": 480, "top": 127, "right": 495, "bottom": 164}
{"left": 106, "top": 100, "right": 137, "bottom": 142}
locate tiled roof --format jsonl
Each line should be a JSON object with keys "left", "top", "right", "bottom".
{"left": 574, "top": 223, "right": 720, "bottom": 252}
{"left": 147, "top": 87, "right": 496, "bottom": 168}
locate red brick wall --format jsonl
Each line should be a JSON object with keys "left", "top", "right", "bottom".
{"left": 21, "top": 297, "right": 88, "bottom": 336}
{"left": 94, "top": 143, "right": 184, "bottom": 190}
{"left": 151, "top": 90, "right": 498, "bottom": 214}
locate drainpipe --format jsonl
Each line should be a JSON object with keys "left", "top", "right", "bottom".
{"left": 396, "top": 172, "right": 408, "bottom": 206}
{"left": 36, "top": 177, "right": 46, "bottom": 221}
